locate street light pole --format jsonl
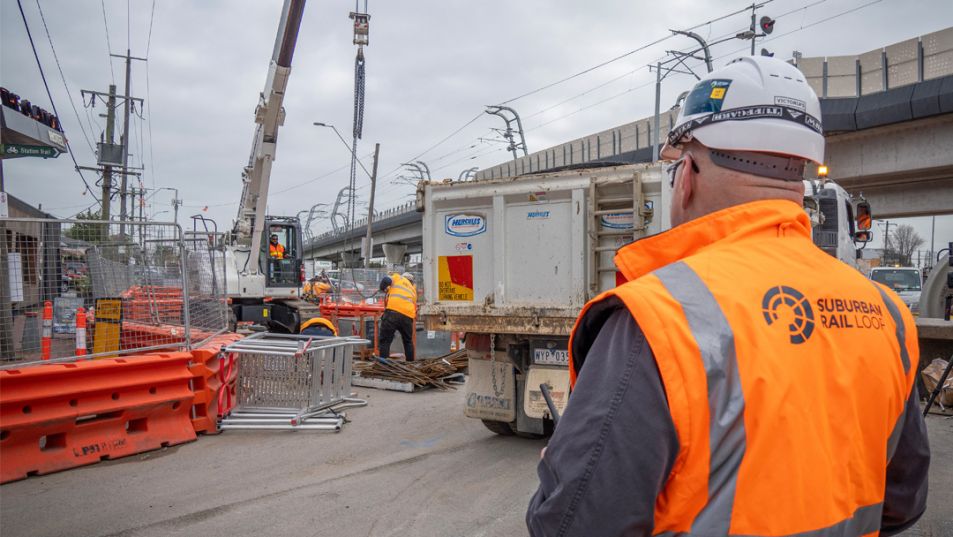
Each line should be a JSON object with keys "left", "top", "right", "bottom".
{"left": 313, "top": 122, "right": 374, "bottom": 179}
{"left": 652, "top": 62, "right": 662, "bottom": 163}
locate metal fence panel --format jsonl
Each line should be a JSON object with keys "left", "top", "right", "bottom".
{"left": 0, "top": 218, "right": 227, "bottom": 366}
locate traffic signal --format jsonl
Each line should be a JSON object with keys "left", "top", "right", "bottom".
{"left": 760, "top": 16, "right": 775, "bottom": 35}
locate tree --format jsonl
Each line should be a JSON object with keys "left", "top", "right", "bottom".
{"left": 890, "top": 224, "right": 924, "bottom": 266}
{"left": 64, "top": 209, "right": 109, "bottom": 244}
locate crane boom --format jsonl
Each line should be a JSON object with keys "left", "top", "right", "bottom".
{"left": 233, "top": 0, "right": 306, "bottom": 271}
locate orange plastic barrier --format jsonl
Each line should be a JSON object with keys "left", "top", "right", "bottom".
{"left": 120, "top": 286, "right": 184, "bottom": 324}
{"left": 0, "top": 352, "right": 197, "bottom": 483}
{"left": 187, "top": 333, "right": 241, "bottom": 435}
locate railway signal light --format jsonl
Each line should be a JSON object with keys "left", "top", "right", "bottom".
{"left": 760, "top": 16, "right": 776, "bottom": 34}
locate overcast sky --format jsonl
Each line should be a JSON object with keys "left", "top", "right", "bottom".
{"left": 2, "top": 0, "right": 952, "bottom": 258}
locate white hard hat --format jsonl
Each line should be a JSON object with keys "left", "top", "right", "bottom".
{"left": 401, "top": 272, "right": 414, "bottom": 283}
{"left": 661, "top": 56, "right": 824, "bottom": 166}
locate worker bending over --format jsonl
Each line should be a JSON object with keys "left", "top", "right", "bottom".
{"left": 299, "top": 316, "right": 337, "bottom": 337}
{"left": 378, "top": 272, "right": 417, "bottom": 361}
{"left": 527, "top": 56, "right": 929, "bottom": 537}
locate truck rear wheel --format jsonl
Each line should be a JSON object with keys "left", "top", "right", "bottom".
{"left": 481, "top": 419, "right": 515, "bottom": 436}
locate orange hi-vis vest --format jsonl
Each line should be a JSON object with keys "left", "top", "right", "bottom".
{"left": 569, "top": 200, "right": 918, "bottom": 537}
{"left": 299, "top": 317, "right": 338, "bottom": 336}
{"left": 385, "top": 273, "right": 417, "bottom": 319}
{"left": 269, "top": 243, "right": 285, "bottom": 259}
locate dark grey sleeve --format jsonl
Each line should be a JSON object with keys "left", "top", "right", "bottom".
{"left": 880, "top": 385, "right": 930, "bottom": 536}
{"left": 526, "top": 308, "right": 678, "bottom": 537}
{"left": 379, "top": 276, "right": 392, "bottom": 293}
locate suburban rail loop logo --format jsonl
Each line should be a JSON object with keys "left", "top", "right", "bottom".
{"left": 762, "top": 285, "right": 815, "bottom": 344}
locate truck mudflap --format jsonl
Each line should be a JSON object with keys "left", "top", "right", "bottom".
{"left": 523, "top": 366, "right": 570, "bottom": 420}
{"left": 464, "top": 359, "right": 516, "bottom": 422}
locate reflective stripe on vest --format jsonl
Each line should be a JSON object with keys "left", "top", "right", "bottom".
{"left": 299, "top": 317, "right": 338, "bottom": 336}
{"left": 657, "top": 262, "right": 745, "bottom": 536}
{"left": 655, "top": 502, "right": 882, "bottom": 537}
{"left": 568, "top": 200, "right": 918, "bottom": 537}
{"left": 385, "top": 274, "right": 417, "bottom": 318}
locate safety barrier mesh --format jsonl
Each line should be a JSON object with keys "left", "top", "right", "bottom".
{"left": 0, "top": 218, "right": 227, "bottom": 366}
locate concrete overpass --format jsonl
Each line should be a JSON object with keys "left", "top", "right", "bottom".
{"left": 305, "top": 201, "right": 421, "bottom": 261}
{"left": 307, "top": 28, "right": 953, "bottom": 263}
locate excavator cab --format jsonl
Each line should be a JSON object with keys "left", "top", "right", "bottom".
{"left": 262, "top": 217, "right": 304, "bottom": 290}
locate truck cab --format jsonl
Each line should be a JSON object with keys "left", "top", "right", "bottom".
{"left": 802, "top": 179, "right": 872, "bottom": 268}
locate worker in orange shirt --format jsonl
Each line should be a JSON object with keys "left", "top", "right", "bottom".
{"left": 527, "top": 56, "right": 928, "bottom": 537}
{"left": 268, "top": 233, "right": 285, "bottom": 259}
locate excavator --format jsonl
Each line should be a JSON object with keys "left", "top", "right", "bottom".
{"left": 223, "top": 0, "right": 320, "bottom": 332}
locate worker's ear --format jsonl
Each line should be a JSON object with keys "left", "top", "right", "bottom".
{"left": 677, "top": 154, "right": 696, "bottom": 211}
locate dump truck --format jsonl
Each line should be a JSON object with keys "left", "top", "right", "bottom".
{"left": 418, "top": 163, "right": 668, "bottom": 436}
{"left": 418, "top": 163, "right": 873, "bottom": 436}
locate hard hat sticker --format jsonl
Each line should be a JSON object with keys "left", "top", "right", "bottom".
{"left": 684, "top": 79, "right": 733, "bottom": 115}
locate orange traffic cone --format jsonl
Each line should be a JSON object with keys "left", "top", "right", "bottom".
{"left": 41, "top": 300, "right": 53, "bottom": 360}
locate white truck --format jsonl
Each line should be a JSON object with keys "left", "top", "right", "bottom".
{"left": 419, "top": 164, "right": 872, "bottom": 436}
{"left": 419, "top": 163, "right": 667, "bottom": 436}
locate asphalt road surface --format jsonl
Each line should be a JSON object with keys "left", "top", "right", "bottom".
{"left": 1, "top": 388, "right": 950, "bottom": 537}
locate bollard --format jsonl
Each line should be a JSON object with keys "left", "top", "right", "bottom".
{"left": 41, "top": 301, "right": 53, "bottom": 360}
{"left": 75, "top": 307, "right": 87, "bottom": 357}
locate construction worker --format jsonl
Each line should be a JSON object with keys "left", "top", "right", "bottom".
{"left": 299, "top": 316, "right": 337, "bottom": 337}
{"left": 268, "top": 233, "right": 285, "bottom": 259}
{"left": 527, "top": 57, "right": 929, "bottom": 536}
{"left": 378, "top": 271, "right": 417, "bottom": 361}
{"left": 303, "top": 272, "right": 332, "bottom": 298}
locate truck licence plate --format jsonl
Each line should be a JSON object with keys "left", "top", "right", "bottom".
{"left": 532, "top": 347, "right": 569, "bottom": 366}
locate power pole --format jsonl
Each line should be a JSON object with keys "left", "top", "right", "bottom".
{"left": 364, "top": 143, "right": 380, "bottom": 268}
{"left": 82, "top": 67, "right": 143, "bottom": 231}
{"left": 111, "top": 49, "right": 147, "bottom": 237}
{"left": 881, "top": 220, "right": 891, "bottom": 265}
{"left": 101, "top": 84, "right": 117, "bottom": 222}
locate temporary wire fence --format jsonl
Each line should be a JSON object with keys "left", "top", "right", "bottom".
{"left": 0, "top": 218, "right": 227, "bottom": 367}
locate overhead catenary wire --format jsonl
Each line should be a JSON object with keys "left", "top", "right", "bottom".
{"left": 497, "top": 0, "right": 774, "bottom": 106}
{"left": 16, "top": 0, "right": 101, "bottom": 208}
{"left": 379, "top": 1, "right": 780, "bottom": 184}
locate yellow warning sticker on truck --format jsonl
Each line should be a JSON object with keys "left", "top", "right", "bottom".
{"left": 438, "top": 255, "right": 474, "bottom": 301}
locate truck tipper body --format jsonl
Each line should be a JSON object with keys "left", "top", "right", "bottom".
{"left": 419, "top": 163, "right": 669, "bottom": 435}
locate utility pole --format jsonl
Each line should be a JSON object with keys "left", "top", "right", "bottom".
{"left": 930, "top": 215, "right": 936, "bottom": 267}
{"left": 881, "top": 220, "right": 891, "bottom": 265}
{"left": 364, "top": 143, "right": 380, "bottom": 268}
{"left": 101, "top": 84, "right": 117, "bottom": 222}
{"left": 110, "top": 50, "right": 147, "bottom": 237}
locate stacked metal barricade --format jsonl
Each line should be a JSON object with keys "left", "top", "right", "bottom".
{"left": 220, "top": 333, "right": 369, "bottom": 431}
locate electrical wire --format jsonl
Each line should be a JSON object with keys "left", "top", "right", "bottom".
{"left": 144, "top": 0, "right": 158, "bottom": 194}
{"left": 497, "top": 1, "right": 774, "bottom": 105}
{"left": 16, "top": 0, "right": 101, "bottom": 208}
{"left": 100, "top": 0, "right": 116, "bottom": 84}
{"left": 34, "top": 0, "right": 95, "bottom": 154}
{"left": 379, "top": 2, "right": 779, "bottom": 185}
